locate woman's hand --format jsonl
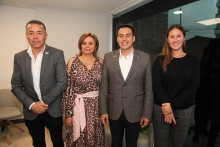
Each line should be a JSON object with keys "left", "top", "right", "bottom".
{"left": 164, "top": 113, "right": 177, "bottom": 125}
{"left": 162, "top": 103, "right": 177, "bottom": 125}
{"left": 161, "top": 103, "right": 172, "bottom": 115}
{"left": 65, "top": 117, "right": 74, "bottom": 126}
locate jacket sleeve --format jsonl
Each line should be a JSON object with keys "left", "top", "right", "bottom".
{"left": 142, "top": 54, "right": 154, "bottom": 120}
{"left": 11, "top": 53, "right": 35, "bottom": 110}
{"left": 99, "top": 53, "right": 109, "bottom": 115}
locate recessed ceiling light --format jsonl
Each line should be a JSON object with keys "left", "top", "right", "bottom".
{"left": 197, "top": 18, "right": 220, "bottom": 25}
{"left": 173, "top": 11, "right": 183, "bottom": 14}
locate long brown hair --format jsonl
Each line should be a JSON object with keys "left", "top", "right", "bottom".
{"left": 159, "top": 24, "right": 186, "bottom": 71}
{"left": 77, "top": 32, "right": 99, "bottom": 57}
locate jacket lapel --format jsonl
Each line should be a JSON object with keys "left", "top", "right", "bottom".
{"left": 25, "top": 52, "right": 34, "bottom": 86}
{"left": 40, "top": 45, "right": 50, "bottom": 82}
{"left": 112, "top": 50, "right": 124, "bottom": 82}
{"left": 125, "top": 49, "right": 140, "bottom": 82}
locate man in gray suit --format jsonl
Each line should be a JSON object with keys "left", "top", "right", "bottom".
{"left": 11, "top": 20, "right": 67, "bottom": 147}
{"left": 99, "top": 24, "right": 153, "bottom": 147}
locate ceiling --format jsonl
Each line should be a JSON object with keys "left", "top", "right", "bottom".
{"left": 0, "top": 0, "right": 147, "bottom": 14}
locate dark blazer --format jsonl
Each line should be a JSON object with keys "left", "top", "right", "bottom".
{"left": 99, "top": 49, "right": 153, "bottom": 123}
{"left": 11, "top": 45, "right": 68, "bottom": 120}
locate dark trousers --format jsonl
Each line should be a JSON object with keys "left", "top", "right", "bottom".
{"left": 207, "top": 121, "right": 220, "bottom": 147}
{"left": 109, "top": 111, "right": 141, "bottom": 147}
{"left": 25, "top": 112, "right": 64, "bottom": 147}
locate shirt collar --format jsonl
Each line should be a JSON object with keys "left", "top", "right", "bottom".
{"left": 119, "top": 48, "right": 134, "bottom": 58}
{"left": 27, "top": 45, "right": 46, "bottom": 57}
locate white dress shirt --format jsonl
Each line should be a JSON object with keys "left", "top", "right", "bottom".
{"left": 119, "top": 49, "right": 134, "bottom": 81}
{"left": 27, "top": 46, "right": 45, "bottom": 109}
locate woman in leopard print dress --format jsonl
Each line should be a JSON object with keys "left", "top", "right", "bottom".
{"left": 62, "top": 33, "right": 105, "bottom": 147}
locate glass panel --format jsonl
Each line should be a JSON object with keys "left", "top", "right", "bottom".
{"left": 113, "top": 0, "right": 219, "bottom": 61}
{"left": 169, "top": 0, "right": 218, "bottom": 40}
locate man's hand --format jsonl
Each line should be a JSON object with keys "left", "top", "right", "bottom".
{"left": 31, "top": 101, "right": 48, "bottom": 114}
{"left": 65, "top": 117, "right": 74, "bottom": 126}
{"left": 101, "top": 114, "right": 109, "bottom": 125}
{"left": 140, "top": 118, "right": 150, "bottom": 128}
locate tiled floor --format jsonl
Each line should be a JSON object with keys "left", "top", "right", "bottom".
{"left": 184, "top": 126, "right": 220, "bottom": 147}
{"left": 183, "top": 106, "right": 220, "bottom": 147}
{"left": 0, "top": 122, "right": 57, "bottom": 147}
{"left": 1, "top": 115, "right": 219, "bottom": 147}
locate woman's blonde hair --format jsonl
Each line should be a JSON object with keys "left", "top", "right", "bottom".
{"left": 77, "top": 32, "right": 99, "bottom": 57}
{"left": 159, "top": 24, "right": 186, "bottom": 71}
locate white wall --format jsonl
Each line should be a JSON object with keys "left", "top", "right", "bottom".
{"left": 0, "top": 5, "right": 110, "bottom": 89}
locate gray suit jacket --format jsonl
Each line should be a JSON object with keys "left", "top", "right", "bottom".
{"left": 11, "top": 45, "right": 68, "bottom": 120}
{"left": 99, "top": 49, "right": 153, "bottom": 123}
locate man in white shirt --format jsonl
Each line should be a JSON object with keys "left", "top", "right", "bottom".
{"left": 11, "top": 20, "right": 67, "bottom": 147}
{"left": 99, "top": 24, "right": 153, "bottom": 147}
